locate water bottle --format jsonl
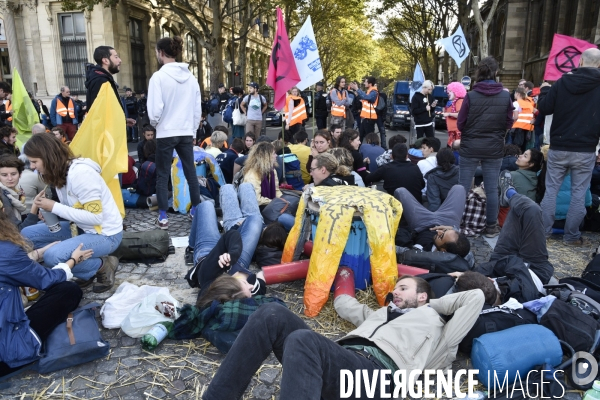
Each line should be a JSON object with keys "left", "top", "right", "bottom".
{"left": 141, "top": 322, "right": 172, "bottom": 351}
{"left": 584, "top": 381, "right": 600, "bottom": 400}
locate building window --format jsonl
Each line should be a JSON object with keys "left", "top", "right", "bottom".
{"left": 129, "top": 18, "right": 147, "bottom": 93}
{"left": 58, "top": 13, "right": 87, "bottom": 95}
{"left": 161, "top": 26, "right": 171, "bottom": 38}
{"left": 185, "top": 33, "right": 199, "bottom": 82}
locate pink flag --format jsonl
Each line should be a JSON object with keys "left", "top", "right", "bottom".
{"left": 267, "top": 7, "right": 301, "bottom": 110}
{"left": 544, "top": 34, "right": 596, "bottom": 81}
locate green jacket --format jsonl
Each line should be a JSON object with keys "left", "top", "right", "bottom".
{"left": 510, "top": 169, "right": 538, "bottom": 202}
{"left": 333, "top": 290, "right": 484, "bottom": 371}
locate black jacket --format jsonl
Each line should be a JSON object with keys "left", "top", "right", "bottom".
{"left": 538, "top": 67, "right": 600, "bottom": 153}
{"left": 425, "top": 165, "right": 459, "bottom": 211}
{"left": 317, "top": 175, "right": 347, "bottom": 187}
{"left": 410, "top": 92, "right": 435, "bottom": 125}
{"left": 364, "top": 160, "right": 424, "bottom": 199}
{"left": 85, "top": 64, "right": 124, "bottom": 114}
{"left": 458, "top": 81, "right": 513, "bottom": 159}
{"left": 314, "top": 90, "right": 328, "bottom": 117}
{"left": 254, "top": 245, "right": 283, "bottom": 268}
{"left": 0, "top": 140, "right": 20, "bottom": 157}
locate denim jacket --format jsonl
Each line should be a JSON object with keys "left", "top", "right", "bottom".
{"left": 0, "top": 241, "right": 70, "bottom": 368}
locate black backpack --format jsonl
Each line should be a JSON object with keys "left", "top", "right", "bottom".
{"left": 583, "top": 254, "right": 600, "bottom": 286}
{"left": 111, "top": 229, "right": 171, "bottom": 266}
{"left": 538, "top": 295, "right": 600, "bottom": 352}
{"left": 559, "top": 277, "right": 600, "bottom": 303}
{"left": 415, "top": 273, "right": 455, "bottom": 298}
{"left": 459, "top": 305, "right": 538, "bottom": 354}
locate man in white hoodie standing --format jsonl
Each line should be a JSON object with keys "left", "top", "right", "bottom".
{"left": 148, "top": 36, "right": 202, "bottom": 229}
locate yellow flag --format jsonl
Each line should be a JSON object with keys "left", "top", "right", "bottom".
{"left": 12, "top": 68, "right": 38, "bottom": 147}
{"left": 70, "top": 82, "right": 128, "bottom": 217}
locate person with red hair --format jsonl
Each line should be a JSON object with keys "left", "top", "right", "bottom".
{"left": 443, "top": 82, "right": 467, "bottom": 147}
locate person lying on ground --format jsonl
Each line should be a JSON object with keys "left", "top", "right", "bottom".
{"left": 202, "top": 275, "right": 484, "bottom": 399}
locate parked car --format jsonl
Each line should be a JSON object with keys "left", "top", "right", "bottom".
{"left": 265, "top": 107, "right": 283, "bottom": 126}
{"left": 386, "top": 81, "right": 411, "bottom": 130}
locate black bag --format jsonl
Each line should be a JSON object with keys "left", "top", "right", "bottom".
{"left": 459, "top": 305, "right": 538, "bottom": 354}
{"left": 583, "top": 254, "right": 600, "bottom": 286}
{"left": 398, "top": 249, "right": 470, "bottom": 273}
{"left": 111, "top": 229, "right": 170, "bottom": 264}
{"left": 539, "top": 298, "right": 600, "bottom": 352}
{"left": 559, "top": 277, "right": 600, "bottom": 303}
{"left": 546, "top": 283, "right": 600, "bottom": 320}
{"left": 261, "top": 190, "right": 301, "bottom": 225}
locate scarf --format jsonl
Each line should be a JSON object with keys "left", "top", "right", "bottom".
{"left": 0, "top": 182, "right": 26, "bottom": 219}
{"left": 168, "top": 296, "right": 286, "bottom": 340}
{"left": 260, "top": 170, "right": 276, "bottom": 200}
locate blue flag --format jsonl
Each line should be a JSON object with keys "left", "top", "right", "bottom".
{"left": 409, "top": 62, "right": 425, "bottom": 102}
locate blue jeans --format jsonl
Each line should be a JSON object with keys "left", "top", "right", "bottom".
{"left": 155, "top": 136, "right": 200, "bottom": 212}
{"left": 21, "top": 222, "right": 123, "bottom": 280}
{"left": 190, "top": 183, "right": 263, "bottom": 274}
{"left": 458, "top": 156, "right": 502, "bottom": 226}
{"left": 540, "top": 150, "right": 596, "bottom": 242}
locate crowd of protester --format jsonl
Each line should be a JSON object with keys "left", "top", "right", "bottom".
{"left": 1, "top": 35, "right": 600, "bottom": 399}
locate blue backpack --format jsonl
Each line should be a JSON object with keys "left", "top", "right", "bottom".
{"left": 223, "top": 97, "right": 237, "bottom": 124}
{"left": 282, "top": 153, "right": 304, "bottom": 190}
{"left": 137, "top": 161, "right": 157, "bottom": 196}
{"left": 209, "top": 96, "right": 220, "bottom": 114}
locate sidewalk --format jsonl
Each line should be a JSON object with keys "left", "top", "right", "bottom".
{"left": 1, "top": 207, "right": 597, "bottom": 399}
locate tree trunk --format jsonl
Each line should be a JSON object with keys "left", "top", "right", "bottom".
{"left": 473, "top": 0, "right": 500, "bottom": 59}
{"left": 456, "top": 0, "right": 471, "bottom": 79}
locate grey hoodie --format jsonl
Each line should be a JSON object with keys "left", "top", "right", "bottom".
{"left": 147, "top": 62, "right": 202, "bottom": 139}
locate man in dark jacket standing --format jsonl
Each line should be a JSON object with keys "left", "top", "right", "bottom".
{"left": 538, "top": 48, "right": 600, "bottom": 246}
{"left": 122, "top": 87, "right": 139, "bottom": 142}
{"left": 364, "top": 143, "right": 424, "bottom": 199}
{"left": 411, "top": 80, "right": 436, "bottom": 139}
{"left": 85, "top": 46, "right": 136, "bottom": 127}
{"left": 313, "top": 82, "right": 328, "bottom": 130}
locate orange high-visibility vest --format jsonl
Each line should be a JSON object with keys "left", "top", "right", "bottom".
{"left": 360, "top": 88, "right": 378, "bottom": 120}
{"left": 5, "top": 100, "right": 11, "bottom": 122}
{"left": 284, "top": 95, "right": 307, "bottom": 126}
{"left": 330, "top": 89, "right": 346, "bottom": 118}
{"left": 56, "top": 97, "right": 76, "bottom": 119}
{"left": 512, "top": 98, "right": 535, "bottom": 131}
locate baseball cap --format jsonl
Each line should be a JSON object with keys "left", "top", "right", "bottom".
{"left": 316, "top": 82, "right": 324, "bottom": 87}
{"left": 247, "top": 82, "right": 259, "bottom": 89}
{"left": 218, "top": 83, "right": 225, "bottom": 88}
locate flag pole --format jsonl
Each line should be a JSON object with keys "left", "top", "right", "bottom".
{"left": 312, "top": 86, "right": 315, "bottom": 134}
{"left": 281, "top": 104, "right": 285, "bottom": 178}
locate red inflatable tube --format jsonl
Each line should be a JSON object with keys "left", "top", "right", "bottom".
{"left": 263, "top": 260, "right": 310, "bottom": 284}
{"left": 398, "top": 264, "right": 429, "bottom": 276}
{"left": 334, "top": 267, "right": 356, "bottom": 299}
{"left": 303, "top": 241, "right": 313, "bottom": 257}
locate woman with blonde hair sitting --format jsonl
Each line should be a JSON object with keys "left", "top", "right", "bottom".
{"left": 328, "top": 147, "right": 365, "bottom": 187}
{"left": 242, "top": 141, "right": 281, "bottom": 207}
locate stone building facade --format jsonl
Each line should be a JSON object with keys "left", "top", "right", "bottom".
{"left": 0, "top": 0, "right": 274, "bottom": 100}
{"left": 463, "top": 0, "right": 600, "bottom": 89}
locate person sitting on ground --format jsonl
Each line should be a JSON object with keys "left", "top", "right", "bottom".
{"left": 136, "top": 140, "right": 158, "bottom": 197}
{"left": 0, "top": 211, "right": 92, "bottom": 377}
{"left": 308, "top": 152, "right": 347, "bottom": 187}
{"left": 216, "top": 138, "right": 243, "bottom": 184}
{"left": 501, "top": 144, "right": 521, "bottom": 172}
{"left": 20, "top": 134, "right": 122, "bottom": 293}
{"left": 417, "top": 137, "right": 440, "bottom": 177}
{"left": 395, "top": 184, "right": 471, "bottom": 258}
{"left": 364, "top": 143, "right": 424, "bottom": 198}
{"left": 195, "top": 112, "right": 213, "bottom": 146}
{"left": 306, "top": 130, "right": 333, "bottom": 183}
{"left": 203, "top": 275, "right": 484, "bottom": 399}
{"left": 241, "top": 141, "right": 282, "bottom": 207}
{"left": 425, "top": 148, "right": 460, "bottom": 211}
{"left": 288, "top": 130, "right": 311, "bottom": 184}
{"left": 17, "top": 154, "right": 45, "bottom": 213}
{"left": 205, "top": 130, "right": 227, "bottom": 158}
{"left": 360, "top": 132, "right": 385, "bottom": 173}
{"left": 338, "top": 129, "right": 368, "bottom": 179}
{"left": 328, "top": 147, "right": 364, "bottom": 186}
{"left": 254, "top": 222, "right": 288, "bottom": 268}
{"left": 329, "top": 124, "right": 342, "bottom": 148}
{"left": 121, "top": 155, "right": 137, "bottom": 188}
{"left": 376, "top": 134, "right": 407, "bottom": 167}
{"left": 242, "top": 132, "right": 256, "bottom": 155}
{"left": 137, "top": 125, "right": 155, "bottom": 165}
{"left": 31, "top": 124, "right": 47, "bottom": 136}
{"left": 0, "top": 155, "right": 40, "bottom": 230}
{"left": 507, "top": 148, "right": 544, "bottom": 202}
{"left": 0, "top": 126, "right": 19, "bottom": 157}
{"left": 50, "top": 126, "right": 69, "bottom": 144}
{"left": 200, "top": 125, "right": 229, "bottom": 150}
